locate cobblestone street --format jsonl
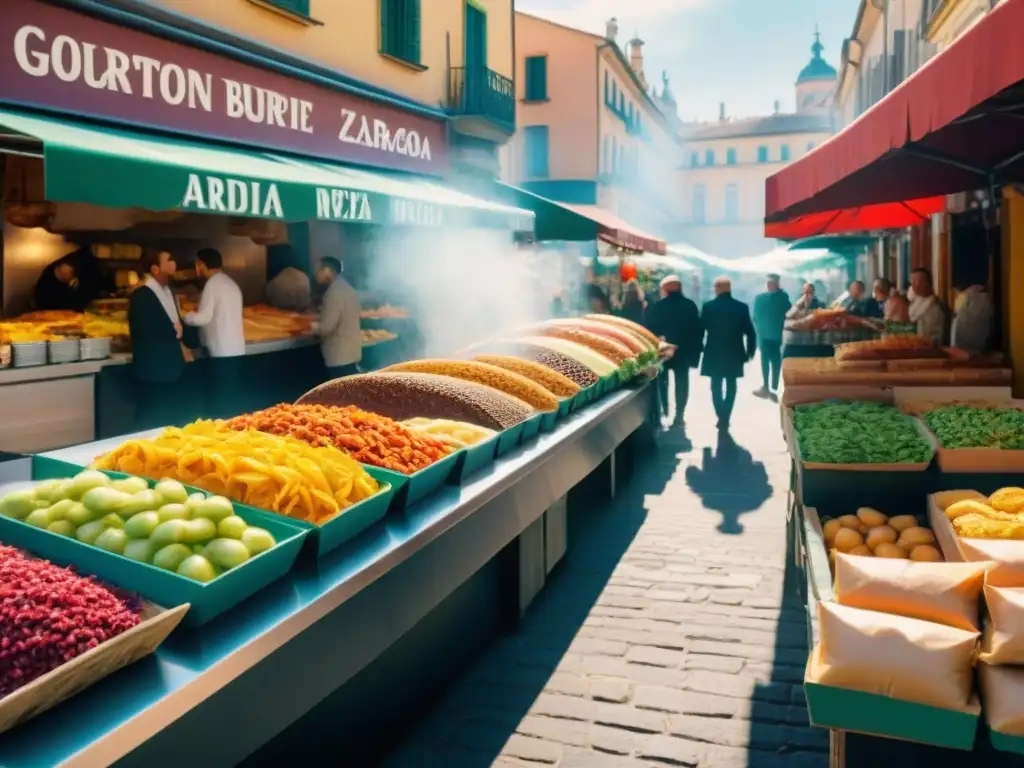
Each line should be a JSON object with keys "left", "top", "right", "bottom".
{"left": 384, "top": 372, "right": 826, "bottom": 768}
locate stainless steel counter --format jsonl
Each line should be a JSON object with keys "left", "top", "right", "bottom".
{"left": 0, "top": 337, "right": 318, "bottom": 454}
{"left": 0, "top": 383, "right": 651, "bottom": 768}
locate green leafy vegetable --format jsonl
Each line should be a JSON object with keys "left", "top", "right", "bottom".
{"left": 793, "top": 401, "right": 933, "bottom": 464}
{"left": 923, "top": 406, "right": 1024, "bottom": 450}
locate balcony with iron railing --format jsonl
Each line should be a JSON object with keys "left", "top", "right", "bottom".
{"left": 448, "top": 66, "right": 515, "bottom": 141}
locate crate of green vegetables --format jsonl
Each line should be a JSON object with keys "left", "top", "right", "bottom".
{"left": 920, "top": 404, "right": 1024, "bottom": 474}
{"left": 785, "top": 401, "right": 936, "bottom": 472}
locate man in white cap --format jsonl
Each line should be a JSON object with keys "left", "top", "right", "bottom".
{"left": 700, "top": 276, "right": 756, "bottom": 431}
{"left": 645, "top": 274, "right": 702, "bottom": 425}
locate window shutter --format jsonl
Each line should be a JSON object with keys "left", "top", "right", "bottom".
{"left": 525, "top": 57, "right": 547, "bottom": 101}
{"left": 525, "top": 126, "right": 549, "bottom": 178}
{"left": 405, "top": 0, "right": 421, "bottom": 64}
{"left": 380, "top": 0, "right": 392, "bottom": 55}
{"left": 271, "top": 0, "right": 309, "bottom": 15}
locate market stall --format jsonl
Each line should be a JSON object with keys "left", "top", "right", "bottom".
{"left": 764, "top": 0, "right": 1024, "bottom": 396}
{"left": 0, "top": 311, "right": 661, "bottom": 765}
{"left": 777, "top": 328, "right": 1024, "bottom": 765}
{"left": 0, "top": 0, "right": 541, "bottom": 454}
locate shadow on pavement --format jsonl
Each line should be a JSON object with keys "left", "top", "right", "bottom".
{"left": 683, "top": 431, "right": 772, "bottom": 534}
{"left": 380, "top": 434, "right": 676, "bottom": 767}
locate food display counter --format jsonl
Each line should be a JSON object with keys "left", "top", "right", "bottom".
{"left": 0, "top": 380, "right": 653, "bottom": 768}
{"left": 780, "top": 340, "right": 1024, "bottom": 766}
{"left": 0, "top": 307, "right": 664, "bottom": 765}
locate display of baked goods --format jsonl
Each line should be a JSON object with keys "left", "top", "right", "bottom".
{"left": 786, "top": 309, "right": 879, "bottom": 333}
{"left": 834, "top": 336, "right": 944, "bottom": 362}
{"left": 361, "top": 305, "right": 409, "bottom": 319}
{"left": 362, "top": 329, "right": 397, "bottom": 345}
{"left": 0, "top": 312, "right": 128, "bottom": 344}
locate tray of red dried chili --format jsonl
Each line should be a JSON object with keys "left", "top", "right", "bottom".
{"left": 225, "top": 404, "right": 454, "bottom": 475}
{"left": 0, "top": 545, "right": 189, "bottom": 734}
{"left": 226, "top": 404, "right": 462, "bottom": 512}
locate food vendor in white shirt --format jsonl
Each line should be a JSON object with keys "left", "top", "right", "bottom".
{"left": 183, "top": 248, "right": 245, "bottom": 418}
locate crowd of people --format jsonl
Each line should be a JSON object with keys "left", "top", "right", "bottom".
{"left": 586, "top": 263, "right": 995, "bottom": 434}
{"left": 30, "top": 247, "right": 363, "bottom": 431}
{"left": 589, "top": 274, "right": 755, "bottom": 432}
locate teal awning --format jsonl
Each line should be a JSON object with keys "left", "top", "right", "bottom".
{"left": 488, "top": 182, "right": 599, "bottom": 241}
{"left": 0, "top": 107, "right": 534, "bottom": 231}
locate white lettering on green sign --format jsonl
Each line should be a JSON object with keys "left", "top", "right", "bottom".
{"left": 315, "top": 188, "right": 373, "bottom": 222}
{"left": 181, "top": 173, "right": 284, "bottom": 218}
{"left": 391, "top": 198, "right": 444, "bottom": 227}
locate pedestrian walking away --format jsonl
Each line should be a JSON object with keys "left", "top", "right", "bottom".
{"left": 700, "top": 275, "right": 756, "bottom": 431}
{"left": 645, "top": 274, "right": 702, "bottom": 425}
{"left": 751, "top": 272, "right": 789, "bottom": 399}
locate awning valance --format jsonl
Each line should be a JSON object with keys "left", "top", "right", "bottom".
{"left": 562, "top": 205, "right": 667, "bottom": 254}
{"left": 0, "top": 108, "right": 534, "bottom": 231}
{"left": 764, "top": 197, "right": 945, "bottom": 239}
{"left": 765, "top": 0, "right": 1024, "bottom": 222}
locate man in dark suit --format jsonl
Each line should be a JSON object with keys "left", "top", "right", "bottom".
{"left": 700, "top": 276, "right": 757, "bottom": 431}
{"left": 646, "top": 274, "right": 702, "bottom": 426}
{"left": 128, "top": 250, "right": 200, "bottom": 430}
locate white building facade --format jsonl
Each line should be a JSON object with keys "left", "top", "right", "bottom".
{"left": 678, "top": 33, "right": 836, "bottom": 260}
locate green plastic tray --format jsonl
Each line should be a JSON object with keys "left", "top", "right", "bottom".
{"left": 495, "top": 421, "right": 526, "bottom": 457}
{"left": 804, "top": 680, "right": 980, "bottom": 751}
{"left": 286, "top": 478, "right": 394, "bottom": 559}
{"left": 521, "top": 413, "right": 543, "bottom": 441}
{"left": 557, "top": 398, "right": 572, "bottom": 418}
{"left": 449, "top": 434, "right": 499, "bottom": 483}
{"left": 989, "top": 727, "right": 1024, "bottom": 755}
{"left": 39, "top": 455, "right": 395, "bottom": 561}
{"left": 539, "top": 410, "right": 559, "bottom": 433}
{"left": 577, "top": 385, "right": 597, "bottom": 408}
{"left": 363, "top": 449, "right": 462, "bottom": 511}
{"left": 2, "top": 458, "right": 310, "bottom": 627}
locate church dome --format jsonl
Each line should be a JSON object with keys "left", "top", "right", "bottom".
{"left": 797, "top": 31, "right": 836, "bottom": 83}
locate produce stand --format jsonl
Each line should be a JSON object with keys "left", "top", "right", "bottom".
{"left": 0, "top": 381, "right": 653, "bottom": 767}
{"left": 784, "top": 383, "right": 1024, "bottom": 767}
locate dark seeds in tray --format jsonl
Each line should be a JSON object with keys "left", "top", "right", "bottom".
{"left": 296, "top": 372, "right": 533, "bottom": 431}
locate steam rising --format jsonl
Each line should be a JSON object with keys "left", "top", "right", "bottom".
{"left": 357, "top": 228, "right": 553, "bottom": 357}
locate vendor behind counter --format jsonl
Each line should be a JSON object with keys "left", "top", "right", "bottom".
{"left": 33, "top": 247, "right": 105, "bottom": 312}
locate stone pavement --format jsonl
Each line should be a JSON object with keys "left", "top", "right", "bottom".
{"left": 383, "top": 372, "right": 826, "bottom": 768}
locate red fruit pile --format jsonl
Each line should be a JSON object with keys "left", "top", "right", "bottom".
{"left": 0, "top": 545, "right": 142, "bottom": 698}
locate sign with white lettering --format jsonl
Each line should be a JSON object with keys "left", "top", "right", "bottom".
{"left": 0, "top": 0, "right": 447, "bottom": 174}
{"left": 181, "top": 174, "right": 285, "bottom": 219}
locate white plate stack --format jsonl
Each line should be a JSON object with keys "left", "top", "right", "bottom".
{"left": 79, "top": 337, "right": 111, "bottom": 360}
{"left": 12, "top": 342, "right": 48, "bottom": 368}
{"left": 47, "top": 338, "right": 81, "bottom": 365}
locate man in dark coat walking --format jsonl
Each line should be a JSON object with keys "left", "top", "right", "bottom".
{"left": 700, "top": 276, "right": 756, "bottom": 430}
{"left": 646, "top": 275, "right": 702, "bottom": 425}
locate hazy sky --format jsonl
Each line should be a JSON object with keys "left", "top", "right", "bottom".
{"left": 515, "top": 0, "right": 861, "bottom": 122}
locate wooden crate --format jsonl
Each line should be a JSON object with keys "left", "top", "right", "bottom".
{"left": 0, "top": 601, "right": 188, "bottom": 734}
